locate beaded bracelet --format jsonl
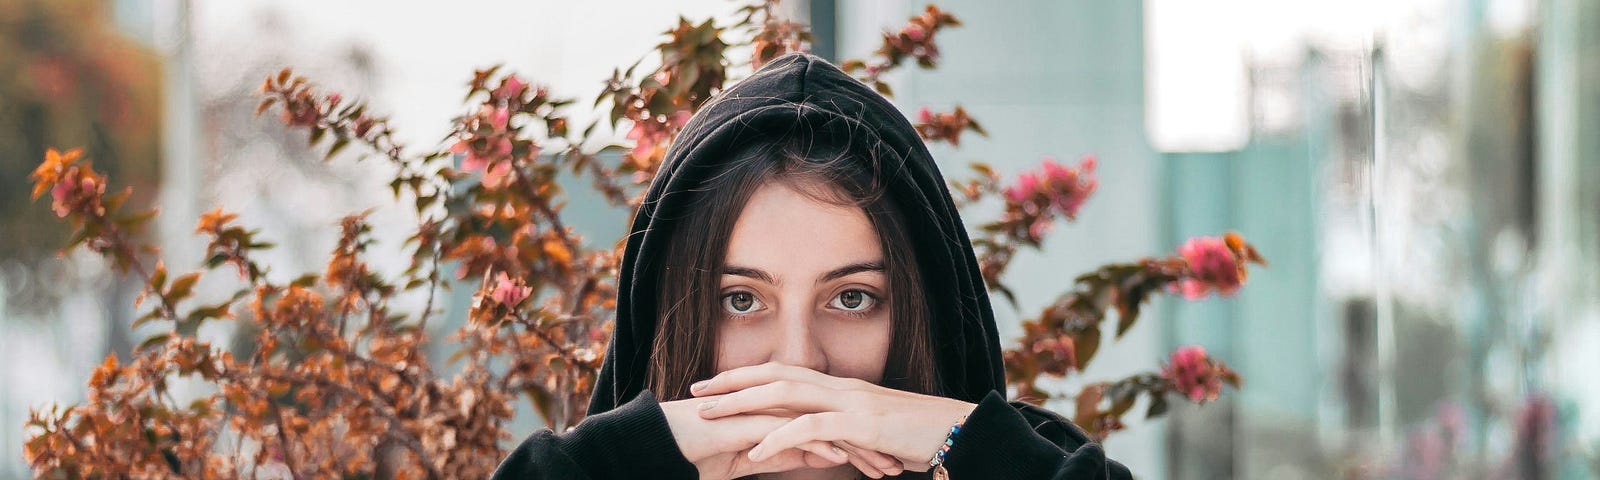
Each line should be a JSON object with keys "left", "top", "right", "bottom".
{"left": 928, "top": 416, "right": 966, "bottom": 480}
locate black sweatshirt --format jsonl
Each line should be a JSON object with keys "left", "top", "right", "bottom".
{"left": 491, "top": 53, "right": 1133, "bottom": 480}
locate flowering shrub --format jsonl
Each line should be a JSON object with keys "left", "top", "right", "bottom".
{"left": 23, "top": 1, "right": 1264, "bottom": 476}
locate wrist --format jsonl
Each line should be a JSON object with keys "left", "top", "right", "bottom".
{"left": 660, "top": 397, "right": 717, "bottom": 462}
{"left": 926, "top": 402, "right": 973, "bottom": 472}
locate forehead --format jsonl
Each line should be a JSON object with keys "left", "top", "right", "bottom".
{"left": 724, "top": 181, "right": 881, "bottom": 271}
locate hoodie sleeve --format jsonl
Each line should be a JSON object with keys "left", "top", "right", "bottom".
{"left": 940, "top": 391, "right": 1133, "bottom": 480}
{"left": 490, "top": 390, "right": 700, "bottom": 480}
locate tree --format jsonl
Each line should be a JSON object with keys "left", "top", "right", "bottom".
{"left": 23, "top": 2, "right": 1262, "bottom": 477}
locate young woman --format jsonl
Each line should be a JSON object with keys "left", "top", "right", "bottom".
{"left": 491, "top": 53, "right": 1132, "bottom": 480}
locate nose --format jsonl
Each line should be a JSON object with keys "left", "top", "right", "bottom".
{"left": 770, "top": 308, "right": 828, "bottom": 372}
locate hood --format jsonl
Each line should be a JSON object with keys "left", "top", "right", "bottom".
{"left": 588, "top": 52, "right": 1004, "bottom": 414}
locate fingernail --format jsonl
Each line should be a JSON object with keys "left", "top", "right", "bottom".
{"left": 830, "top": 446, "right": 846, "bottom": 459}
{"left": 691, "top": 380, "right": 708, "bottom": 392}
{"left": 748, "top": 446, "right": 764, "bottom": 461}
{"left": 697, "top": 401, "right": 717, "bottom": 411}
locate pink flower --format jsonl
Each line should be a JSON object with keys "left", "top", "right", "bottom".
{"left": 917, "top": 107, "right": 934, "bottom": 124}
{"left": 493, "top": 76, "right": 527, "bottom": 101}
{"left": 667, "top": 110, "right": 692, "bottom": 130}
{"left": 454, "top": 137, "right": 516, "bottom": 189}
{"left": 486, "top": 106, "right": 511, "bottom": 131}
{"left": 452, "top": 139, "right": 480, "bottom": 169}
{"left": 1174, "top": 236, "right": 1242, "bottom": 300}
{"left": 490, "top": 272, "right": 531, "bottom": 308}
{"left": 903, "top": 23, "right": 928, "bottom": 42}
{"left": 1163, "top": 345, "right": 1223, "bottom": 403}
{"left": 1004, "top": 171, "right": 1039, "bottom": 204}
{"left": 1027, "top": 218, "right": 1051, "bottom": 240}
{"left": 1040, "top": 158, "right": 1074, "bottom": 183}
{"left": 482, "top": 160, "right": 514, "bottom": 190}
{"left": 50, "top": 177, "right": 76, "bottom": 217}
{"left": 1003, "top": 155, "right": 1097, "bottom": 218}
{"left": 1042, "top": 156, "right": 1097, "bottom": 219}
{"left": 50, "top": 172, "right": 100, "bottom": 218}
{"left": 626, "top": 122, "right": 660, "bottom": 161}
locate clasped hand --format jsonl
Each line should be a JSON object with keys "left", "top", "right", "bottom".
{"left": 660, "top": 362, "right": 976, "bottom": 480}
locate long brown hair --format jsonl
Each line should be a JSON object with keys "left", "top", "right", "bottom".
{"left": 645, "top": 133, "right": 942, "bottom": 401}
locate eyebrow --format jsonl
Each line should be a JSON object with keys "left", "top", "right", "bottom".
{"left": 721, "top": 261, "right": 885, "bottom": 286}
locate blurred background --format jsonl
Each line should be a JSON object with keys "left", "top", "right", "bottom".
{"left": 2, "top": 0, "right": 1597, "bottom": 478}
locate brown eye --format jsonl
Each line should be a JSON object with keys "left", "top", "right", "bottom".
{"left": 722, "top": 292, "right": 763, "bottom": 314}
{"left": 830, "top": 290, "right": 876, "bottom": 312}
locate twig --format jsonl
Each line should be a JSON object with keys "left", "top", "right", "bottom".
{"left": 252, "top": 370, "right": 444, "bottom": 480}
{"left": 416, "top": 247, "right": 443, "bottom": 332}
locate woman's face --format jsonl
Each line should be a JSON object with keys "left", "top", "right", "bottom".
{"left": 714, "top": 180, "right": 893, "bottom": 383}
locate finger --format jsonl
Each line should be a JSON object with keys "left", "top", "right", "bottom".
{"left": 822, "top": 442, "right": 885, "bottom": 478}
{"left": 700, "top": 411, "right": 791, "bottom": 452}
{"left": 736, "top": 441, "right": 846, "bottom": 475}
{"left": 835, "top": 441, "right": 904, "bottom": 476}
{"left": 691, "top": 362, "right": 865, "bottom": 396}
{"left": 748, "top": 412, "right": 872, "bottom": 463}
{"left": 735, "top": 448, "right": 813, "bottom": 477}
{"left": 803, "top": 450, "right": 839, "bottom": 470}
{"left": 796, "top": 440, "right": 850, "bottom": 467}
{"left": 846, "top": 453, "right": 886, "bottom": 479}
{"left": 698, "top": 380, "right": 855, "bottom": 419}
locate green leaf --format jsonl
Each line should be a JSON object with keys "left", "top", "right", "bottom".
{"left": 290, "top": 273, "right": 319, "bottom": 288}
{"left": 1115, "top": 305, "right": 1139, "bottom": 339}
{"left": 204, "top": 253, "right": 228, "bottom": 269}
{"left": 186, "top": 304, "right": 231, "bottom": 323}
{"left": 1145, "top": 394, "right": 1169, "bottom": 418}
{"left": 150, "top": 264, "right": 169, "bottom": 290}
{"left": 1109, "top": 382, "right": 1138, "bottom": 416}
{"left": 327, "top": 138, "right": 351, "bottom": 158}
{"left": 115, "top": 209, "right": 160, "bottom": 230}
{"left": 175, "top": 317, "right": 201, "bottom": 337}
{"left": 137, "top": 333, "right": 171, "bottom": 352}
{"left": 189, "top": 399, "right": 213, "bottom": 416}
{"left": 132, "top": 309, "right": 164, "bottom": 330}
{"left": 968, "top": 117, "right": 989, "bottom": 136}
{"left": 166, "top": 273, "right": 201, "bottom": 302}
{"left": 1075, "top": 326, "right": 1102, "bottom": 369}
{"left": 874, "top": 81, "right": 894, "bottom": 97}
{"left": 524, "top": 385, "right": 557, "bottom": 428}
{"left": 993, "top": 283, "right": 1019, "bottom": 310}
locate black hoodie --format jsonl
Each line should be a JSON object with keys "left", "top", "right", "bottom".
{"left": 491, "top": 53, "right": 1132, "bottom": 480}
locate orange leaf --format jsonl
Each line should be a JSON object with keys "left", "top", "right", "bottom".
{"left": 543, "top": 237, "right": 572, "bottom": 265}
